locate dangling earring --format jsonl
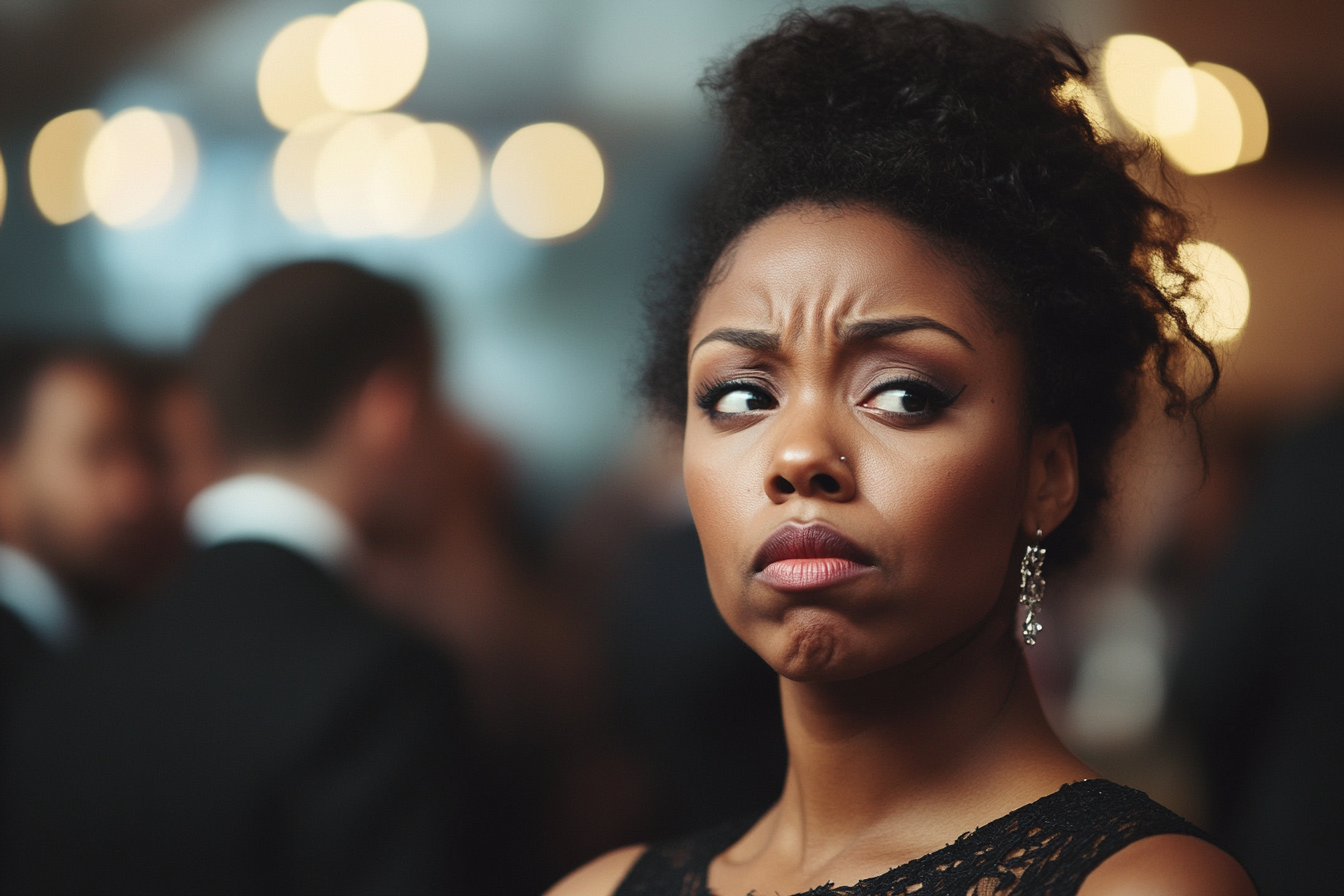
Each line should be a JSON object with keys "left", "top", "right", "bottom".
{"left": 1019, "top": 529, "right": 1046, "bottom": 646}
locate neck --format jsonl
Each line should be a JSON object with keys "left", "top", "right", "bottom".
{"left": 771, "top": 597, "right": 1085, "bottom": 856}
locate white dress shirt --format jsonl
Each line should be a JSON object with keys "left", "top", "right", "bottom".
{"left": 186, "top": 473, "right": 357, "bottom": 573}
{"left": 0, "top": 543, "right": 80, "bottom": 650}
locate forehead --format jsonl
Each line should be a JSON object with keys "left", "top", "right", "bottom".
{"left": 692, "top": 205, "right": 993, "bottom": 343}
{"left": 26, "top": 362, "right": 133, "bottom": 429}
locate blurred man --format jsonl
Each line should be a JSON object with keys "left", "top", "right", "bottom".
{"left": 1, "top": 262, "right": 468, "bottom": 895}
{"left": 0, "top": 341, "right": 158, "bottom": 702}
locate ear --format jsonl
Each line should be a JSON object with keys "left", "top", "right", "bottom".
{"left": 1023, "top": 422, "right": 1078, "bottom": 539}
{"left": 349, "top": 368, "right": 420, "bottom": 462}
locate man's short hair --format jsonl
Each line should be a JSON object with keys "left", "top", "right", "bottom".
{"left": 192, "top": 260, "right": 434, "bottom": 459}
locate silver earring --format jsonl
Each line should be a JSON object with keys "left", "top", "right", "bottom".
{"left": 1019, "top": 529, "right": 1045, "bottom": 646}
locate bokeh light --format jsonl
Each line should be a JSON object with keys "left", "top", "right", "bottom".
{"left": 314, "top": 111, "right": 418, "bottom": 237}
{"left": 84, "top": 107, "right": 198, "bottom": 228}
{"left": 0, "top": 148, "right": 7, "bottom": 229}
{"left": 1195, "top": 62, "right": 1269, "bottom": 164}
{"left": 1102, "top": 34, "right": 1189, "bottom": 137}
{"left": 369, "top": 122, "right": 481, "bottom": 237}
{"left": 257, "top": 15, "right": 336, "bottom": 131}
{"left": 1158, "top": 241, "right": 1251, "bottom": 345}
{"left": 1151, "top": 65, "right": 1199, "bottom": 138}
{"left": 1158, "top": 68, "right": 1243, "bottom": 175}
{"left": 491, "top": 122, "right": 605, "bottom": 241}
{"left": 272, "top": 113, "right": 350, "bottom": 230}
{"left": 30, "top": 109, "right": 103, "bottom": 224}
{"left": 318, "top": 0, "right": 428, "bottom": 113}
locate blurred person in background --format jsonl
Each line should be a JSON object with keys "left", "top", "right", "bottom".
{"left": 1173, "top": 399, "right": 1344, "bottom": 896}
{"left": 0, "top": 340, "right": 160, "bottom": 704}
{"left": 0, "top": 261, "right": 470, "bottom": 896}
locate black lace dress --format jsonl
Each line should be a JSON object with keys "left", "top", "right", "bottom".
{"left": 613, "top": 779, "right": 1215, "bottom": 896}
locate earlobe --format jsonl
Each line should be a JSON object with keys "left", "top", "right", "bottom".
{"left": 1025, "top": 423, "right": 1079, "bottom": 538}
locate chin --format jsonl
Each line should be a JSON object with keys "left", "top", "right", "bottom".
{"left": 761, "top": 607, "right": 877, "bottom": 682}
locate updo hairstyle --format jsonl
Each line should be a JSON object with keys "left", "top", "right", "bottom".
{"left": 642, "top": 4, "right": 1219, "bottom": 564}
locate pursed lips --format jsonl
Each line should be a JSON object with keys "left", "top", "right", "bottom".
{"left": 753, "top": 522, "right": 875, "bottom": 591}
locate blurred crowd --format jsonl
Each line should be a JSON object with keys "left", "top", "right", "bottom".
{"left": 0, "top": 257, "right": 1336, "bottom": 894}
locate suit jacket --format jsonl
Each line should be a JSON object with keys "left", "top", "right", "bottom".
{"left": 0, "top": 603, "right": 47, "bottom": 710}
{"left": 0, "top": 540, "right": 467, "bottom": 896}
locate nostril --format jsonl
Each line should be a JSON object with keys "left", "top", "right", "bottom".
{"left": 813, "top": 473, "right": 840, "bottom": 493}
{"left": 773, "top": 475, "right": 796, "bottom": 495}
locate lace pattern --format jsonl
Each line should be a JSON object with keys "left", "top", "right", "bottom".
{"left": 614, "top": 779, "right": 1213, "bottom": 896}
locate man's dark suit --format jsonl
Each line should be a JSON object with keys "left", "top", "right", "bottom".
{"left": 0, "top": 604, "right": 47, "bottom": 709}
{"left": 0, "top": 541, "right": 466, "bottom": 896}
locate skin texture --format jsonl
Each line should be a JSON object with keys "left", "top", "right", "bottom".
{"left": 546, "top": 206, "right": 1254, "bottom": 896}
{"left": 0, "top": 361, "right": 157, "bottom": 617}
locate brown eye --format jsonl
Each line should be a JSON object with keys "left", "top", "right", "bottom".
{"left": 869, "top": 386, "right": 930, "bottom": 415}
{"left": 714, "top": 387, "right": 773, "bottom": 414}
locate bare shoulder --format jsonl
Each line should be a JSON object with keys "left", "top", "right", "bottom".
{"left": 1077, "top": 834, "right": 1257, "bottom": 896}
{"left": 544, "top": 845, "right": 648, "bottom": 896}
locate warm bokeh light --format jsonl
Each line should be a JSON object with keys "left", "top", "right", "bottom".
{"left": 318, "top": 1, "right": 428, "bottom": 114}
{"left": 1159, "top": 241, "right": 1251, "bottom": 345}
{"left": 314, "top": 112, "right": 417, "bottom": 237}
{"left": 1195, "top": 62, "right": 1269, "bottom": 164}
{"left": 272, "top": 113, "right": 350, "bottom": 230}
{"left": 257, "top": 15, "right": 337, "bottom": 131}
{"left": 370, "top": 122, "right": 481, "bottom": 237}
{"left": 1102, "top": 34, "right": 1189, "bottom": 137}
{"left": 1158, "top": 68, "right": 1242, "bottom": 175}
{"left": 491, "top": 122, "right": 605, "bottom": 241}
{"left": 0, "top": 147, "right": 7, "bottom": 229}
{"left": 84, "top": 107, "right": 198, "bottom": 228}
{"left": 1151, "top": 65, "right": 1199, "bottom": 138}
{"left": 1055, "top": 77, "right": 1110, "bottom": 134}
{"left": 29, "top": 109, "right": 103, "bottom": 224}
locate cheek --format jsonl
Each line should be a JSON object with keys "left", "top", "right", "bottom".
{"left": 868, "top": 427, "right": 1028, "bottom": 617}
{"left": 683, "top": 428, "right": 753, "bottom": 591}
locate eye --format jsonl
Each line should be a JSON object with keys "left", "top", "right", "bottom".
{"left": 862, "top": 378, "right": 964, "bottom": 418}
{"left": 695, "top": 380, "right": 777, "bottom": 418}
{"left": 868, "top": 385, "right": 931, "bottom": 415}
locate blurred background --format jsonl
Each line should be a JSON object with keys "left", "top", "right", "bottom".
{"left": 0, "top": 0, "right": 1339, "bottom": 892}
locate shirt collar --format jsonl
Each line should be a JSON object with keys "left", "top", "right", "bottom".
{"left": 0, "top": 544, "right": 81, "bottom": 650}
{"left": 186, "top": 473, "right": 357, "bottom": 573}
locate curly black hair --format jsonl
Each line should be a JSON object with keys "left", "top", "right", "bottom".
{"left": 641, "top": 4, "right": 1218, "bottom": 565}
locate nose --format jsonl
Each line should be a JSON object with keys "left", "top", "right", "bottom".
{"left": 764, "top": 409, "right": 856, "bottom": 504}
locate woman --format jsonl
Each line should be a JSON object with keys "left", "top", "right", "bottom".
{"left": 552, "top": 6, "right": 1256, "bottom": 894}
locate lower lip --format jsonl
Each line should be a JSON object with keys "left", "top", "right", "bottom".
{"left": 757, "top": 558, "right": 872, "bottom": 591}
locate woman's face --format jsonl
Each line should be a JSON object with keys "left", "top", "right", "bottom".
{"left": 684, "top": 204, "right": 1065, "bottom": 682}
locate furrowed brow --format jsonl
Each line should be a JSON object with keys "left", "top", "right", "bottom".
{"left": 840, "top": 316, "right": 974, "bottom": 351}
{"left": 690, "top": 327, "right": 781, "bottom": 358}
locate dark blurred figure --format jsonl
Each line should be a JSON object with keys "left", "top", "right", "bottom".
{"left": 604, "top": 519, "right": 786, "bottom": 840}
{"left": 1, "top": 261, "right": 469, "bottom": 896}
{"left": 0, "top": 340, "right": 159, "bottom": 703}
{"left": 548, "top": 432, "right": 785, "bottom": 863}
{"left": 131, "top": 353, "right": 225, "bottom": 529}
{"left": 1173, "top": 400, "right": 1344, "bottom": 896}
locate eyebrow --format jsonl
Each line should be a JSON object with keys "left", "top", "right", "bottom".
{"left": 690, "top": 327, "right": 781, "bottom": 357}
{"left": 840, "top": 316, "right": 975, "bottom": 351}
{"left": 690, "top": 315, "right": 973, "bottom": 358}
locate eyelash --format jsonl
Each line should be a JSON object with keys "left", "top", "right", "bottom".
{"left": 863, "top": 376, "right": 966, "bottom": 418}
{"left": 693, "top": 376, "right": 966, "bottom": 421}
{"left": 694, "top": 379, "right": 776, "bottom": 420}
